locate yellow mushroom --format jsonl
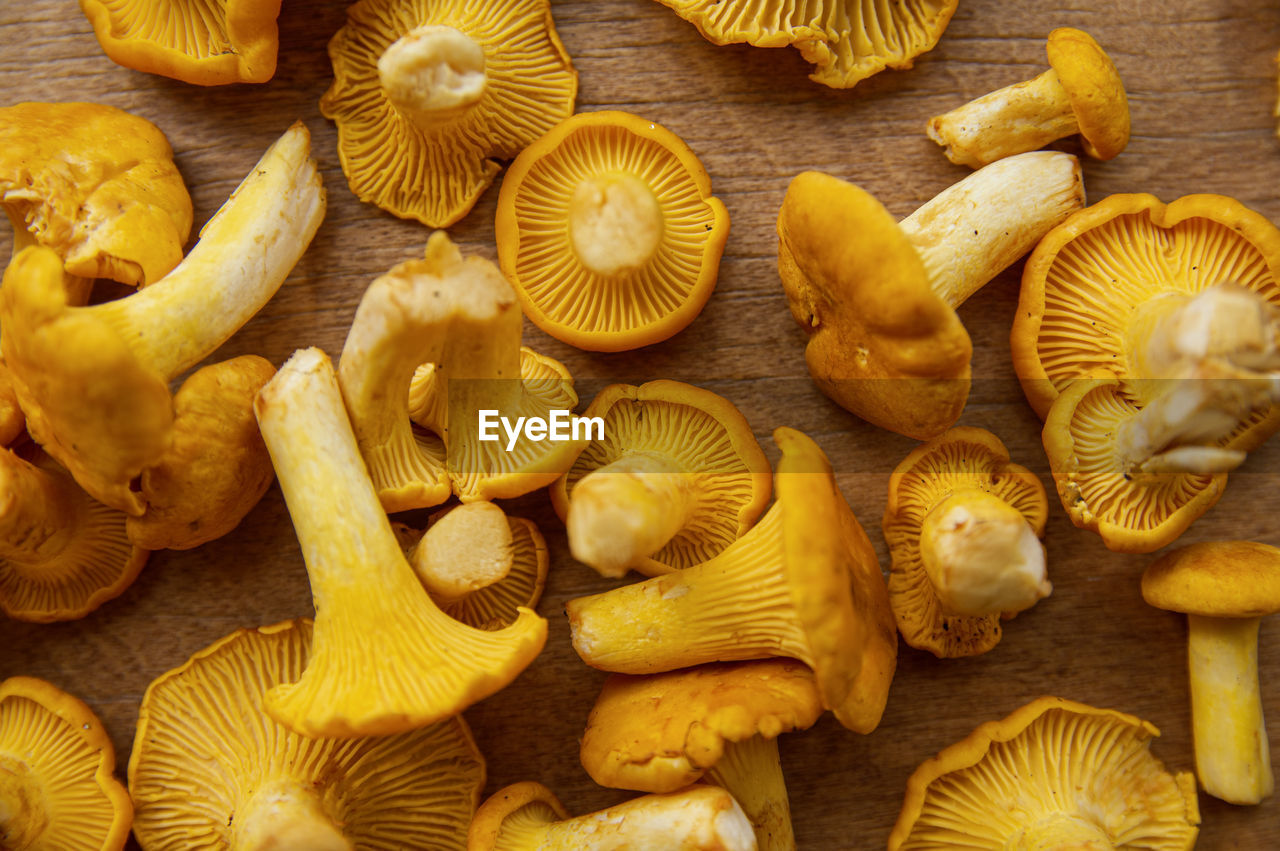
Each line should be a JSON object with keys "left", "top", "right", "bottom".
{"left": 129, "top": 620, "right": 485, "bottom": 849}
{"left": 0, "top": 122, "right": 325, "bottom": 516}
{"left": 928, "top": 28, "right": 1129, "bottom": 168}
{"left": 254, "top": 347, "right": 546, "bottom": 737}
{"left": 566, "top": 427, "right": 896, "bottom": 734}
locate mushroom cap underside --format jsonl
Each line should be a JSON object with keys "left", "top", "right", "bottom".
{"left": 1045, "top": 27, "right": 1130, "bottom": 160}
{"left": 1142, "top": 540, "right": 1280, "bottom": 618}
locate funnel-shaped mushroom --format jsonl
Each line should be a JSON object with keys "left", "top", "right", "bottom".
{"left": 551, "top": 380, "right": 770, "bottom": 578}
{"left": 468, "top": 782, "right": 755, "bottom": 850}
{"left": 580, "top": 660, "right": 821, "bottom": 851}
{"left": 1, "top": 123, "right": 325, "bottom": 516}
{"left": 652, "top": 0, "right": 957, "bottom": 89}
{"left": 567, "top": 426, "right": 896, "bottom": 733}
{"left": 888, "top": 696, "right": 1200, "bottom": 849}
{"left": 129, "top": 620, "right": 486, "bottom": 849}
{"left": 255, "top": 347, "right": 546, "bottom": 737}
{"left": 496, "top": 111, "right": 729, "bottom": 351}
{"left": 0, "top": 101, "right": 192, "bottom": 288}
{"left": 883, "top": 427, "right": 1050, "bottom": 658}
{"left": 80, "top": 0, "right": 282, "bottom": 85}
{"left": 0, "top": 676, "right": 131, "bottom": 850}
{"left": 1142, "top": 541, "right": 1280, "bottom": 805}
{"left": 339, "top": 232, "right": 584, "bottom": 508}
{"left": 321, "top": 0, "right": 576, "bottom": 227}
{"left": 928, "top": 28, "right": 1129, "bottom": 168}
{"left": 779, "top": 152, "right": 1084, "bottom": 440}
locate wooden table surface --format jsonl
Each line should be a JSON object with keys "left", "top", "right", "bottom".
{"left": 4, "top": 0, "right": 1280, "bottom": 847}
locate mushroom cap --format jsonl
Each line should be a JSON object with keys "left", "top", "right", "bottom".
{"left": 883, "top": 427, "right": 1048, "bottom": 658}
{"left": 80, "top": 0, "right": 282, "bottom": 84}
{"left": 1045, "top": 28, "right": 1130, "bottom": 160}
{"left": 496, "top": 111, "right": 729, "bottom": 352}
{"left": 0, "top": 361, "right": 26, "bottom": 448}
{"left": 777, "top": 170, "right": 971, "bottom": 440}
{"left": 1142, "top": 540, "right": 1280, "bottom": 618}
{"left": 468, "top": 781, "right": 569, "bottom": 846}
{"left": 653, "top": 0, "right": 958, "bottom": 88}
{"left": 1012, "top": 193, "right": 1280, "bottom": 419}
{"left": 550, "top": 380, "right": 771, "bottom": 576}
{"left": 128, "top": 619, "right": 486, "bottom": 848}
{"left": 0, "top": 676, "right": 132, "bottom": 850}
{"left": 579, "top": 659, "right": 822, "bottom": 794}
{"left": 320, "top": 0, "right": 577, "bottom": 227}
{"left": 888, "top": 696, "right": 1200, "bottom": 850}
{"left": 0, "top": 102, "right": 192, "bottom": 287}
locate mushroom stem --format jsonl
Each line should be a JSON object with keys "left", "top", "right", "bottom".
{"left": 897, "top": 151, "right": 1085, "bottom": 308}
{"left": 410, "top": 502, "right": 514, "bottom": 603}
{"left": 568, "top": 172, "right": 665, "bottom": 277}
{"left": 926, "top": 69, "right": 1078, "bottom": 169}
{"left": 705, "top": 735, "right": 796, "bottom": 851}
{"left": 1186, "top": 614, "right": 1274, "bottom": 804}
{"left": 0, "top": 758, "right": 45, "bottom": 847}
{"left": 233, "top": 780, "right": 352, "bottom": 851}
{"left": 378, "top": 25, "right": 487, "bottom": 131}
{"left": 566, "top": 454, "right": 699, "bottom": 578}
{"left": 1011, "top": 813, "right": 1115, "bottom": 850}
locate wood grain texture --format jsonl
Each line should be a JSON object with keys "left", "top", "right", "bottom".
{"left": 3, "top": 0, "right": 1280, "bottom": 847}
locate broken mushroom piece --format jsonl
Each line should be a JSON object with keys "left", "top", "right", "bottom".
{"left": 0, "top": 123, "right": 325, "bottom": 516}
{"left": 496, "top": 111, "right": 729, "bottom": 351}
{"left": 778, "top": 151, "right": 1084, "bottom": 440}
{"left": 888, "top": 697, "right": 1200, "bottom": 850}
{"left": 468, "top": 782, "right": 755, "bottom": 851}
{"left": 339, "top": 232, "right": 584, "bottom": 508}
{"left": 551, "top": 380, "right": 770, "bottom": 578}
{"left": 0, "top": 676, "right": 132, "bottom": 850}
{"left": 0, "top": 101, "right": 192, "bottom": 289}
{"left": 80, "top": 0, "right": 282, "bottom": 85}
{"left": 567, "top": 426, "right": 896, "bottom": 734}
{"left": 321, "top": 0, "right": 576, "bottom": 226}
{"left": 255, "top": 348, "right": 546, "bottom": 737}
{"left": 580, "top": 660, "right": 821, "bottom": 851}
{"left": 129, "top": 620, "right": 485, "bottom": 849}
{"left": 928, "top": 28, "right": 1129, "bottom": 168}
{"left": 1142, "top": 541, "right": 1280, "bottom": 805}
{"left": 883, "top": 427, "right": 1050, "bottom": 658}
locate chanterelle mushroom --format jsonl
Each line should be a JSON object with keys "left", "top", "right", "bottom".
{"left": 129, "top": 620, "right": 485, "bottom": 849}
{"left": 551, "top": 380, "right": 770, "bottom": 578}
{"left": 928, "top": 28, "right": 1130, "bottom": 168}
{"left": 321, "top": 0, "right": 577, "bottom": 226}
{"left": 0, "top": 122, "right": 325, "bottom": 516}
{"left": 888, "top": 697, "right": 1200, "bottom": 849}
{"left": 1142, "top": 541, "right": 1280, "bottom": 805}
{"left": 567, "top": 426, "right": 896, "bottom": 734}
{"left": 778, "top": 151, "right": 1084, "bottom": 440}
{"left": 0, "top": 676, "right": 132, "bottom": 850}
{"left": 255, "top": 347, "right": 547, "bottom": 737}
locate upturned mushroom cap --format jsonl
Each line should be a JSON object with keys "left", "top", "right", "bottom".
{"left": 551, "top": 380, "right": 771, "bottom": 577}
{"left": 496, "top": 111, "right": 729, "bottom": 351}
{"left": 888, "top": 697, "right": 1200, "bottom": 850}
{"left": 1046, "top": 27, "right": 1130, "bottom": 161}
{"left": 321, "top": 0, "right": 576, "bottom": 227}
{"left": 128, "top": 620, "right": 486, "bottom": 850}
{"left": 79, "top": 0, "right": 282, "bottom": 85}
{"left": 1142, "top": 541, "right": 1280, "bottom": 618}
{"left": 652, "top": 0, "right": 958, "bottom": 89}
{"left": 0, "top": 676, "right": 132, "bottom": 850}
{"left": 0, "top": 102, "right": 192, "bottom": 287}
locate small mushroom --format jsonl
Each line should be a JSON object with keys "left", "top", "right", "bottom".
{"left": 1141, "top": 541, "right": 1280, "bottom": 805}
{"left": 883, "top": 427, "right": 1050, "bottom": 658}
{"left": 0, "top": 676, "right": 132, "bottom": 849}
{"left": 778, "top": 151, "right": 1084, "bottom": 439}
{"left": 496, "top": 111, "right": 729, "bottom": 351}
{"left": 0, "top": 123, "right": 325, "bottom": 516}
{"left": 467, "top": 782, "right": 755, "bottom": 851}
{"left": 566, "top": 426, "right": 896, "bottom": 734}
{"left": 129, "top": 619, "right": 486, "bottom": 849}
{"left": 579, "top": 660, "right": 821, "bottom": 851}
{"left": 320, "top": 0, "right": 576, "bottom": 227}
{"left": 80, "top": 0, "right": 282, "bottom": 85}
{"left": 888, "top": 697, "right": 1200, "bottom": 849}
{"left": 254, "top": 347, "right": 546, "bottom": 737}
{"left": 927, "top": 28, "right": 1129, "bottom": 168}
{"left": 551, "top": 380, "right": 770, "bottom": 578}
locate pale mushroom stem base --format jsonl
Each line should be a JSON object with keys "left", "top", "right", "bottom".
{"left": 233, "top": 781, "right": 352, "bottom": 851}
{"left": 705, "top": 735, "right": 797, "bottom": 851}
